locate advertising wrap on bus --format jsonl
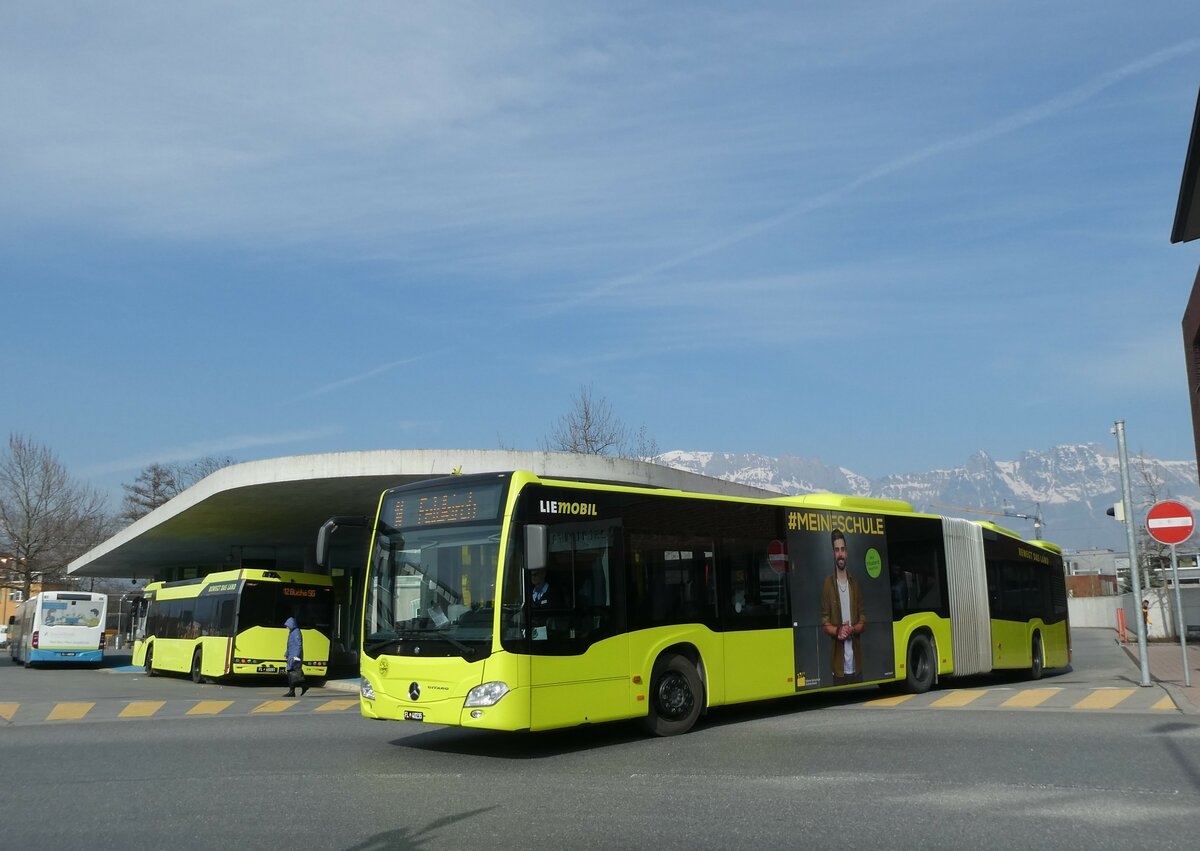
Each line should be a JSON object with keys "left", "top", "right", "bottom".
{"left": 328, "top": 471, "right": 1069, "bottom": 737}
{"left": 9, "top": 592, "right": 108, "bottom": 666}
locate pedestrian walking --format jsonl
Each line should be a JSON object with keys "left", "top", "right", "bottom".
{"left": 283, "top": 616, "right": 308, "bottom": 697}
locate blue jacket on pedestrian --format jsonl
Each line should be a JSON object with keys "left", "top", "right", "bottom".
{"left": 285, "top": 617, "right": 303, "bottom": 671}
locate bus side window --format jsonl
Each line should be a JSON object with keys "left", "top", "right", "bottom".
{"left": 218, "top": 598, "right": 236, "bottom": 635}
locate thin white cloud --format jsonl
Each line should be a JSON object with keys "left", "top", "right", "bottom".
{"left": 79, "top": 428, "right": 340, "bottom": 477}
{"left": 292, "top": 358, "right": 427, "bottom": 401}
{"left": 540, "top": 37, "right": 1200, "bottom": 316}
{"left": 1056, "top": 330, "right": 1185, "bottom": 395}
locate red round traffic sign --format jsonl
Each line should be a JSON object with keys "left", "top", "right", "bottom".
{"left": 1146, "top": 500, "right": 1195, "bottom": 546}
{"left": 767, "top": 539, "right": 788, "bottom": 574}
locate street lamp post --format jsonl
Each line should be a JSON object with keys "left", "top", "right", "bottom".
{"left": 1114, "top": 420, "right": 1152, "bottom": 686}
{"left": 116, "top": 595, "right": 128, "bottom": 650}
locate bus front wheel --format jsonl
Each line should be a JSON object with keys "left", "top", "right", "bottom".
{"left": 644, "top": 653, "right": 702, "bottom": 737}
{"left": 904, "top": 633, "right": 935, "bottom": 694}
{"left": 191, "top": 649, "right": 205, "bottom": 684}
{"left": 1030, "top": 633, "right": 1045, "bottom": 680}
{"left": 144, "top": 646, "right": 156, "bottom": 677}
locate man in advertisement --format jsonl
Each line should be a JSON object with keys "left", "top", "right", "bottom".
{"left": 820, "top": 529, "right": 866, "bottom": 684}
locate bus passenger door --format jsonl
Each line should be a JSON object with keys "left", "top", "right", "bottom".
{"left": 528, "top": 521, "right": 629, "bottom": 730}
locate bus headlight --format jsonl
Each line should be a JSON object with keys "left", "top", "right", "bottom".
{"left": 464, "top": 681, "right": 509, "bottom": 707}
{"left": 360, "top": 677, "right": 376, "bottom": 701}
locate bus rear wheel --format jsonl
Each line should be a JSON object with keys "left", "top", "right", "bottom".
{"left": 191, "top": 649, "right": 204, "bottom": 684}
{"left": 644, "top": 653, "right": 702, "bottom": 737}
{"left": 904, "top": 633, "right": 935, "bottom": 694}
{"left": 1030, "top": 633, "right": 1045, "bottom": 680}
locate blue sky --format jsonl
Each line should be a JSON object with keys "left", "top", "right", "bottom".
{"left": 3, "top": 2, "right": 1200, "bottom": 502}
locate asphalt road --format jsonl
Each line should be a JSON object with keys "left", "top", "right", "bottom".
{"left": 3, "top": 630, "right": 1198, "bottom": 850}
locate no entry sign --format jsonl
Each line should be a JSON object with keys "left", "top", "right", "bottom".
{"left": 1146, "top": 500, "right": 1195, "bottom": 546}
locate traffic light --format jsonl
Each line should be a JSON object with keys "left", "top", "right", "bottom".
{"left": 1106, "top": 502, "right": 1125, "bottom": 522}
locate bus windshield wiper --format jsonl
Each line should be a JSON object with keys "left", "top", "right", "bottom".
{"left": 431, "top": 628, "right": 476, "bottom": 659}
{"left": 365, "top": 626, "right": 475, "bottom": 658}
{"left": 363, "top": 636, "right": 402, "bottom": 653}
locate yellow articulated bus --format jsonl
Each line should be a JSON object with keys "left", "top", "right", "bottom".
{"left": 318, "top": 471, "right": 1068, "bottom": 736}
{"left": 131, "top": 569, "right": 334, "bottom": 684}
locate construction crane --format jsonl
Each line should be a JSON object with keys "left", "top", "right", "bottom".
{"left": 931, "top": 502, "right": 1044, "bottom": 540}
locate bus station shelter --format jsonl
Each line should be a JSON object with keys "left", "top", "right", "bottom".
{"left": 68, "top": 449, "right": 775, "bottom": 669}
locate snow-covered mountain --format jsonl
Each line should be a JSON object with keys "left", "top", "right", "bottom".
{"left": 656, "top": 444, "right": 1200, "bottom": 552}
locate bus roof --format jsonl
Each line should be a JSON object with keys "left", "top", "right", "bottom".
{"left": 145, "top": 568, "right": 334, "bottom": 595}
{"left": 399, "top": 470, "right": 1057, "bottom": 551}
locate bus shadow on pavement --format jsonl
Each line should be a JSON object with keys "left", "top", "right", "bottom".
{"left": 390, "top": 721, "right": 650, "bottom": 758}
{"left": 384, "top": 668, "right": 1087, "bottom": 758}
{"left": 389, "top": 688, "right": 880, "bottom": 758}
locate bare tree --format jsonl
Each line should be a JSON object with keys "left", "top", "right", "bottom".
{"left": 544, "top": 385, "right": 629, "bottom": 456}
{"left": 632, "top": 424, "right": 660, "bottom": 462}
{"left": 1132, "top": 451, "right": 1172, "bottom": 590}
{"left": 543, "top": 384, "right": 661, "bottom": 461}
{"left": 0, "top": 434, "right": 114, "bottom": 597}
{"left": 119, "top": 463, "right": 183, "bottom": 523}
{"left": 186, "top": 455, "right": 236, "bottom": 482}
{"left": 119, "top": 455, "right": 235, "bottom": 523}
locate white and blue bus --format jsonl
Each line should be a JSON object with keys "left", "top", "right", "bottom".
{"left": 8, "top": 591, "right": 108, "bottom": 667}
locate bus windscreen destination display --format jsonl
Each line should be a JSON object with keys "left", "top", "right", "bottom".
{"left": 389, "top": 481, "right": 505, "bottom": 529}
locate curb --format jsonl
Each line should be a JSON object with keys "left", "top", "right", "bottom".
{"left": 100, "top": 664, "right": 361, "bottom": 696}
{"left": 323, "top": 678, "right": 359, "bottom": 694}
{"left": 1159, "top": 681, "right": 1200, "bottom": 716}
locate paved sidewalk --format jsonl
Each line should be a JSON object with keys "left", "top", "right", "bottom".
{"left": 1120, "top": 638, "right": 1200, "bottom": 715}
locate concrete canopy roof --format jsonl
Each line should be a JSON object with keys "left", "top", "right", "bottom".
{"left": 69, "top": 449, "right": 780, "bottom": 579}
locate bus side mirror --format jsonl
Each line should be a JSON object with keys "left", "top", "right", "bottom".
{"left": 316, "top": 515, "right": 368, "bottom": 568}
{"left": 525, "top": 524, "right": 548, "bottom": 573}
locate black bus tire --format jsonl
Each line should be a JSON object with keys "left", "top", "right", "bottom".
{"left": 1030, "top": 633, "right": 1045, "bottom": 680}
{"left": 144, "top": 645, "right": 156, "bottom": 677}
{"left": 644, "top": 652, "right": 703, "bottom": 737}
{"left": 191, "top": 648, "right": 204, "bottom": 684}
{"left": 904, "top": 633, "right": 935, "bottom": 694}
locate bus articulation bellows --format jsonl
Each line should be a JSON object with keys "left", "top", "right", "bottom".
{"left": 319, "top": 471, "right": 1069, "bottom": 736}
{"left": 131, "top": 568, "right": 334, "bottom": 684}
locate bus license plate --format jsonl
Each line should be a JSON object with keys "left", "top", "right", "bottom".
{"left": 60, "top": 652, "right": 76, "bottom": 657}
{"left": 257, "top": 665, "right": 278, "bottom": 673}
{"left": 403, "top": 711, "right": 424, "bottom": 721}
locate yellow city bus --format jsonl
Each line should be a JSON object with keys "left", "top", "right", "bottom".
{"left": 131, "top": 569, "right": 334, "bottom": 684}
{"left": 318, "top": 471, "right": 1068, "bottom": 736}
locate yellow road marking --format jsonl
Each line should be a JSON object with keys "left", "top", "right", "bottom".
{"left": 253, "top": 699, "right": 298, "bottom": 714}
{"left": 865, "top": 694, "right": 915, "bottom": 707}
{"left": 1073, "top": 688, "right": 1136, "bottom": 710}
{"left": 47, "top": 702, "right": 94, "bottom": 721}
{"left": 931, "top": 690, "right": 987, "bottom": 708}
{"left": 314, "top": 699, "right": 359, "bottom": 712}
{"left": 187, "top": 700, "right": 234, "bottom": 716}
{"left": 1000, "top": 688, "right": 1061, "bottom": 708}
{"left": 119, "top": 700, "right": 166, "bottom": 718}
{"left": 0, "top": 703, "right": 18, "bottom": 721}
{"left": 1152, "top": 695, "right": 1177, "bottom": 711}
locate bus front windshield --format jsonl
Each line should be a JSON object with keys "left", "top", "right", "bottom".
{"left": 363, "top": 522, "right": 501, "bottom": 661}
